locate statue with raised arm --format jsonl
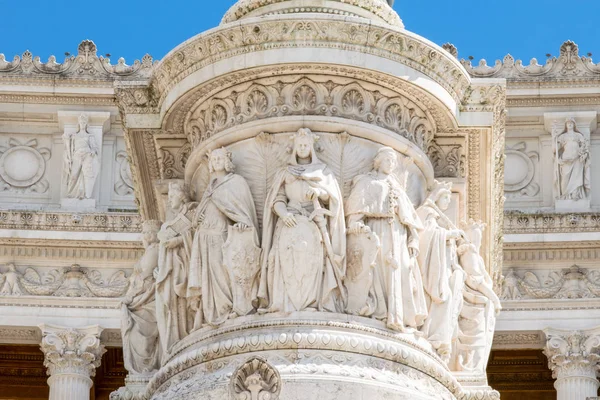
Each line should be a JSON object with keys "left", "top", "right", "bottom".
{"left": 257, "top": 128, "right": 346, "bottom": 313}
{"left": 155, "top": 182, "right": 197, "bottom": 353}
{"left": 417, "top": 181, "right": 465, "bottom": 363}
{"left": 345, "top": 147, "right": 427, "bottom": 332}
{"left": 63, "top": 113, "right": 99, "bottom": 199}
{"left": 121, "top": 220, "right": 161, "bottom": 376}
{"left": 188, "top": 148, "right": 260, "bottom": 328}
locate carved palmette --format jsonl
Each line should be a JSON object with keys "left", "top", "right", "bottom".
{"left": 223, "top": 227, "right": 262, "bottom": 317}
{"left": 345, "top": 229, "right": 380, "bottom": 316}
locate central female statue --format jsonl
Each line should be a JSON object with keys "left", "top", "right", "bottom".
{"left": 257, "top": 128, "right": 346, "bottom": 313}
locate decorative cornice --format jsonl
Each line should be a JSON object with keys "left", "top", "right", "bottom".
{"left": 0, "top": 210, "right": 141, "bottom": 232}
{"left": 0, "top": 40, "right": 154, "bottom": 82}
{"left": 461, "top": 40, "right": 600, "bottom": 81}
{"left": 504, "top": 241, "right": 600, "bottom": 266}
{"left": 221, "top": 0, "right": 402, "bottom": 27}
{"left": 504, "top": 211, "right": 600, "bottom": 234}
{"left": 152, "top": 17, "right": 470, "bottom": 108}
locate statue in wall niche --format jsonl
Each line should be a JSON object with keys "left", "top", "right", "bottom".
{"left": 257, "top": 128, "right": 346, "bottom": 313}
{"left": 121, "top": 220, "right": 162, "bottom": 376}
{"left": 63, "top": 113, "right": 99, "bottom": 199}
{"left": 417, "top": 181, "right": 465, "bottom": 363}
{"left": 553, "top": 117, "right": 590, "bottom": 201}
{"left": 156, "top": 182, "right": 196, "bottom": 353}
{"left": 451, "top": 220, "right": 501, "bottom": 373}
{"left": 345, "top": 147, "right": 427, "bottom": 332}
{"left": 188, "top": 148, "right": 260, "bottom": 328}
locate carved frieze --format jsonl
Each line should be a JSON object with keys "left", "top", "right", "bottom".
{"left": 0, "top": 40, "right": 153, "bottom": 81}
{"left": 0, "top": 138, "right": 51, "bottom": 194}
{"left": 184, "top": 76, "right": 435, "bottom": 151}
{"left": 504, "top": 211, "right": 600, "bottom": 234}
{"left": 0, "top": 210, "right": 140, "bottom": 232}
{"left": 0, "top": 263, "right": 129, "bottom": 298}
{"left": 461, "top": 40, "right": 600, "bottom": 80}
{"left": 501, "top": 265, "right": 600, "bottom": 300}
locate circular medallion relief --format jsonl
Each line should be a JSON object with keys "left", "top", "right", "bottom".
{"left": 504, "top": 150, "right": 534, "bottom": 191}
{"left": 0, "top": 146, "right": 45, "bottom": 187}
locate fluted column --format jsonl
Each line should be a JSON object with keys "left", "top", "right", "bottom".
{"left": 39, "top": 324, "right": 106, "bottom": 400}
{"left": 544, "top": 327, "right": 600, "bottom": 400}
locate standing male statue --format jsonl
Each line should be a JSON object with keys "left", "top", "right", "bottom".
{"left": 188, "top": 148, "right": 260, "bottom": 328}
{"left": 63, "top": 113, "right": 99, "bottom": 199}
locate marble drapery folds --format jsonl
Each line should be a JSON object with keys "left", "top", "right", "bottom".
{"left": 345, "top": 147, "right": 427, "bottom": 331}
{"left": 121, "top": 220, "right": 162, "bottom": 376}
{"left": 553, "top": 118, "right": 590, "bottom": 201}
{"left": 417, "top": 181, "right": 465, "bottom": 362}
{"left": 62, "top": 114, "right": 99, "bottom": 199}
{"left": 188, "top": 148, "right": 260, "bottom": 327}
{"left": 257, "top": 129, "right": 346, "bottom": 313}
{"left": 156, "top": 182, "right": 196, "bottom": 353}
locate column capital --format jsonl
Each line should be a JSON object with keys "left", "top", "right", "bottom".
{"left": 39, "top": 324, "right": 106, "bottom": 378}
{"left": 543, "top": 327, "right": 600, "bottom": 380}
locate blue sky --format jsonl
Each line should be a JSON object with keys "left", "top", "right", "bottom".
{"left": 0, "top": 0, "right": 598, "bottom": 66}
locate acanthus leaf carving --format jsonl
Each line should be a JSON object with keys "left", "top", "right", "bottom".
{"left": 185, "top": 77, "right": 436, "bottom": 152}
{"left": 0, "top": 263, "right": 129, "bottom": 298}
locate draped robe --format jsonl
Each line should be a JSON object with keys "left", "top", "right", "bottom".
{"left": 122, "top": 243, "right": 161, "bottom": 374}
{"left": 257, "top": 155, "right": 346, "bottom": 313}
{"left": 188, "top": 173, "right": 259, "bottom": 326}
{"left": 346, "top": 172, "right": 427, "bottom": 331}
{"left": 155, "top": 202, "right": 196, "bottom": 353}
{"left": 417, "top": 201, "right": 465, "bottom": 356}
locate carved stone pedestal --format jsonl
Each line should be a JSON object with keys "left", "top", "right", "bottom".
{"left": 544, "top": 327, "right": 600, "bottom": 400}
{"left": 147, "top": 313, "right": 469, "bottom": 400}
{"left": 39, "top": 324, "right": 105, "bottom": 400}
{"left": 110, "top": 374, "right": 152, "bottom": 400}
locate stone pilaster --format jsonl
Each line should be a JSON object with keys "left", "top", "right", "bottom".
{"left": 39, "top": 324, "right": 106, "bottom": 400}
{"left": 544, "top": 327, "right": 600, "bottom": 400}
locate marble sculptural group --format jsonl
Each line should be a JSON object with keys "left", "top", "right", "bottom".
{"left": 119, "top": 127, "right": 501, "bottom": 391}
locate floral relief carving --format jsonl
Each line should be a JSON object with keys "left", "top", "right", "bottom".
{"left": 0, "top": 210, "right": 140, "bottom": 232}
{"left": 185, "top": 77, "right": 435, "bottom": 151}
{"left": 427, "top": 141, "right": 465, "bottom": 178}
{"left": 501, "top": 265, "right": 600, "bottom": 300}
{"left": 0, "top": 138, "right": 51, "bottom": 193}
{"left": 0, "top": 263, "right": 129, "bottom": 298}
